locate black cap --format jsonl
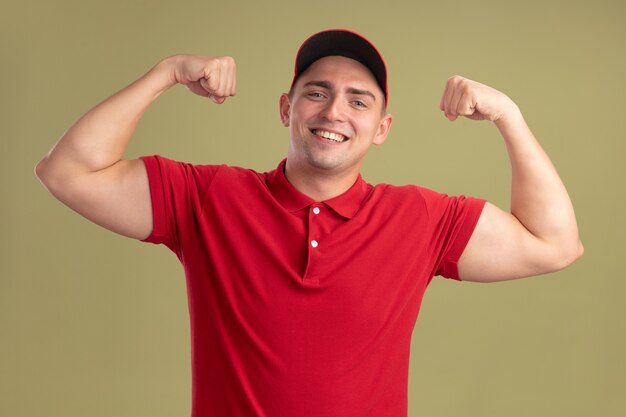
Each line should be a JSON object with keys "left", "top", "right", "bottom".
{"left": 291, "top": 29, "right": 388, "bottom": 107}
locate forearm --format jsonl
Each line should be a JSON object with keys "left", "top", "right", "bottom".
{"left": 37, "top": 56, "right": 177, "bottom": 177}
{"left": 496, "top": 110, "right": 583, "bottom": 261}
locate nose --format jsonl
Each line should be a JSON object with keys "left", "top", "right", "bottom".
{"left": 319, "top": 96, "right": 345, "bottom": 122}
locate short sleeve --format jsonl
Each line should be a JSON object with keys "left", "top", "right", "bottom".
{"left": 418, "top": 187, "right": 486, "bottom": 280}
{"left": 139, "top": 155, "right": 222, "bottom": 256}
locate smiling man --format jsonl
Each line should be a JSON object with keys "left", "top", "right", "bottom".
{"left": 35, "top": 29, "right": 583, "bottom": 417}
{"left": 282, "top": 54, "right": 392, "bottom": 201}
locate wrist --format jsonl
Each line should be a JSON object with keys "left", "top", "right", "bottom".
{"left": 148, "top": 55, "right": 181, "bottom": 93}
{"left": 494, "top": 103, "right": 523, "bottom": 129}
{"left": 494, "top": 105, "right": 532, "bottom": 143}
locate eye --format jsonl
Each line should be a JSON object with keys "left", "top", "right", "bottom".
{"left": 307, "top": 92, "right": 326, "bottom": 99}
{"left": 352, "top": 100, "right": 367, "bottom": 108}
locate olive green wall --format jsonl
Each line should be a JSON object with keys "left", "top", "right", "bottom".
{"left": 2, "top": 0, "right": 624, "bottom": 416}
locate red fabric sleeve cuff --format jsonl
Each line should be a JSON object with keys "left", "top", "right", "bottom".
{"left": 139, "top": 155, "right": 168, "bottom": 245}
{"left": 440, "top": 198, "right": 487, "bottom": 280}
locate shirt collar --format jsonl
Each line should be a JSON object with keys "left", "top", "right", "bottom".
{"left": 266, "top": 159, "right": 373, "bottom": 219}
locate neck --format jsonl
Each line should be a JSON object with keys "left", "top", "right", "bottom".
{"left": 284, "top": 159, "right": 360, "bottom": 202}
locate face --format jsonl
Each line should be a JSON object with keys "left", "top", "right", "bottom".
{"left": 280, "top": 56, "right": 392, "bottom": 177}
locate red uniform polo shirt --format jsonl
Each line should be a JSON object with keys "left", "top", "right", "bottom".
{"left": 140, "top": 155, "right": 485, "bottom": 417}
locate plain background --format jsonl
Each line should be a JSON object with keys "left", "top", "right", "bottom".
{"left": 2, "top": 0, "right": 624, "bottom": 416}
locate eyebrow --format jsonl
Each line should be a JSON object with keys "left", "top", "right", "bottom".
{"left": 302, "top": 80, "right": 377, "bottom": 102}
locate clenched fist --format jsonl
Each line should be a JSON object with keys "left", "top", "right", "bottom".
{"left": 168, "top": 55, "right": 237, "bottom": 104}
{"left": 439, "top": 75, "right": 519, "bottom": 122}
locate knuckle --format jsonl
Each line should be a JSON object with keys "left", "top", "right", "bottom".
{"left": 220, "top": 56, "right": 236, "bottom": 68}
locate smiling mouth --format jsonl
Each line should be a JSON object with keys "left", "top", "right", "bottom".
{"left": 312, "top": 129, "right": 348, "bottom": 143}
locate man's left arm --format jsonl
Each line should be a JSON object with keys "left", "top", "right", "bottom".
{"left": 439, "top": 76, "right": 584, "bottom": 282}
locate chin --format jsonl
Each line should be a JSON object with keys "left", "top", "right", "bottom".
{"left": 303, "top": 153, "right": 346, "bottom": 172}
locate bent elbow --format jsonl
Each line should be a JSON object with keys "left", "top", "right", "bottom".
{"left": 549, "top": 238, "right": 584, "bottom": 272}
{"left": 34, "top": 157, "right": 51, "bottom": 186}
{"left": 568, "top": 238, "right": 585, "bottom": 265}
{"left": 576, "top": 239, "right": 585, "bottom": 260}
{"left": 34, "top": 156, "right": 64, "bottom": 194}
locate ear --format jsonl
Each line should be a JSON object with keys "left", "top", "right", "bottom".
{"left": 372, "top": 113, "right": 393, "bottom": 145}
{"left": 279, "top": 93, "right": 291, "bottom": 127}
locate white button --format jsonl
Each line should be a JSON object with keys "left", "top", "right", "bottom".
{"left": 313, "top": 207, "right": 320, "bottom": 215}
{"left": 311, "top": 240, "right": 319, "bottom": 248}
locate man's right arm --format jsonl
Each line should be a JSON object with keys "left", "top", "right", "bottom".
{"left": 34, "top": 55, "right": 236, "bottom": 240}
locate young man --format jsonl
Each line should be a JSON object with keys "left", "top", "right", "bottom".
{"left": 36, "top": 29, "right": 583, "bottom": 417}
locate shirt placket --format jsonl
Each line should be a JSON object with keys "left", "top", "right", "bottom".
{"left": 302, "top": 204, "right": 323, "bottom": 286}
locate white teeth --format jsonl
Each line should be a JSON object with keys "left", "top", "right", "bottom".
{"left": 313, "top": 129, "right": 346, "bottom": 142}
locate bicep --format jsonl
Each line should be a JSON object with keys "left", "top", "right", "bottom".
{"left": 44, "top": 159, "right": 153, "bottom": 240}
{"left": 457, "top": 202, "right": 558, "bottom": 282}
